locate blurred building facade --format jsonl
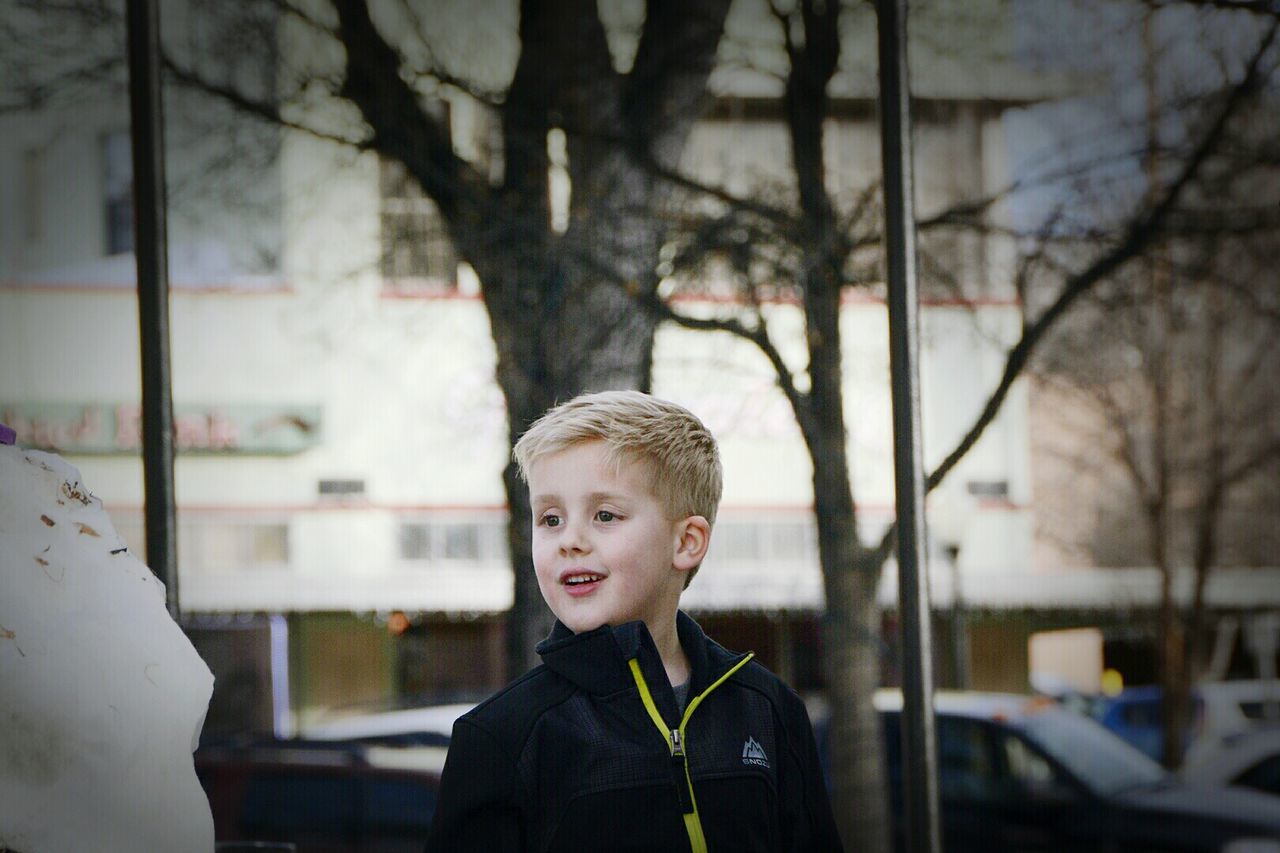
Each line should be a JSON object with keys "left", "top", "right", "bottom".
{"left": 3, "top": 0, "right": 1273, "bottom": 733}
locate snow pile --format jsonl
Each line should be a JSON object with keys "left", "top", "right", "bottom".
{"left": 0, "top": 444, "right": 214, "bottom": 853}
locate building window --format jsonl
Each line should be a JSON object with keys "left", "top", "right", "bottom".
{"left": 769, "top": 521, "right": 814, "bottom": 561}
{"left": 719, "top": 523, "right": 763, "bottom": 561}
{"left": 398, "top": 517, "right": 507, "bottom": 564}
{"left": 707, "top": 518, "right": 817, "bottom": 565}
{"left": 210, "top": 523, "right": 286, "bottom": 567}
{"left": 111, "top": 515, "right": 289, "bottom": 572}
{"left": 442, "top": 523, "right": 480, "bottom": 560}
{"left": 318, "top": 478, "right": 366, "bottom": 500}
{"left": 102, "top": 131, "right": 134, "bottom": 255}
{"left": 380, "top": 157, "right": 457, "bottom": 292}
{"left": 112, "top": 517, "right": 146, "bottom": 557}
{"left": 966, "top": 480, "right": 1009, "bottom": 499}
{"left": 400, "top": 523, "right": 433, "bottom": 560}
{"left": 182, "top": 521, "right": 289, "bottom": 572}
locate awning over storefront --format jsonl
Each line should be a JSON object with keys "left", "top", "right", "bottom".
{"left": 180, "top": 561, "right": 1280, "bottom": 616}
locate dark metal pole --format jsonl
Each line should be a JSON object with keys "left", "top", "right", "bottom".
{"left": 875, "top": 1, "right": 941, "bottom": 851}
{"left": 948, "top": 547, "right": 970, "bottom": 690}
{"left": 126, "top": 0, "right": 179, "bottom": 621}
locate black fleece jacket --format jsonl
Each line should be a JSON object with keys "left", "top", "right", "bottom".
{"left": 423, "top": 611, "right": 843, "bottom": 852}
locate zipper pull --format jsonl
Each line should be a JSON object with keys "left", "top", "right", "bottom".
{"left": 668, "top": 728, "right": 695, "bottom": 814}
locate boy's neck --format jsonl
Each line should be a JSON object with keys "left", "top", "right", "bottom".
{"left": 650, "top": 616, "right": 690, "bottom": 688}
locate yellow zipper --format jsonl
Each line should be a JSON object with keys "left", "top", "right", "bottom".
{"left": 628, "top": 652, "right": 755, "bottom": 853}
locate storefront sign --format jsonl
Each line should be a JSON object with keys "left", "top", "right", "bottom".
{"left": 0, "top": 403, "right": 322, "bottom": 455}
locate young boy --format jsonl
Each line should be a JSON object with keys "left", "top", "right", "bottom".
{"left": 424, "top": 391, "right": 842, "bottom": 852}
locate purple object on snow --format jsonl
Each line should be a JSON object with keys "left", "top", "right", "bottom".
{"left": 0, "top": 423, "right": 15, "bottom": 445}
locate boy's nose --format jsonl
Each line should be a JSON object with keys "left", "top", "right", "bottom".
{"left": 558, "top": 518, "right": 591, "bottom": 555}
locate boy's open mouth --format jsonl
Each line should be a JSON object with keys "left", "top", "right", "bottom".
{"left": 561, "top": 571, "right": 605, "bottom": 596}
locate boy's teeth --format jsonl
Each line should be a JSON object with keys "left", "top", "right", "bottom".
{"left": 566, "top": 575, "right": 601, "bottom": 585}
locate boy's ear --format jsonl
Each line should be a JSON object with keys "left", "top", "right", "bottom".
{"left": 672, "top": 515, "right": 711, "bottom": 571}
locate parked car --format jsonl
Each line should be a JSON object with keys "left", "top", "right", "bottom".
{"left": 816, "top": 690, "right": 1280, "bottom": 852}
{"left": 1094, "top": 684, "right": 1193, "bottom": 761}
{"left": 298, "top": 701, "right": 472, "bottom": 747}
{"left": 1095, "top": 680, "right": 1280, "bottom": 764}
{"left": 1182, "top": 728, "right": 1280, "bottom": 799}
{"left": 296, "top": 696, "right": 473, "bottom": 742}
{"left": 195, "top": 739, "right": 441, "bottom": 853}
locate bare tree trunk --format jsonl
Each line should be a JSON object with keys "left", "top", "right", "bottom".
{"left": 823, "top": 552, "right": 891, "bottom": 852}
{"left": 479, "top": 242, "right": 661, "bottom": 674}
{"left": 1153, "top": 414, "right": 1193, "bottom": 768}
{"left": 474, "top": 0, "right": 731, "bottom": 677}
{"left": 1186, "top": 284, "right": 1228, "bottom": 687}
{"left": 1143, "top": 266, "right": 1194, "bottom": 769}
{"left": 1160, "top": 600, "right": 1191, "bottom": 768}
{"left": 778, "top": 2, "right": 891, "bottom": 847}
{"left": 1153, "top": 478, "right": 1194, "bottom": 768}
{"left": 802, "top": 253, "right": 889, "bottom": 850}
{"left": 803, "top": 268, "right": 889, "bottom": 852}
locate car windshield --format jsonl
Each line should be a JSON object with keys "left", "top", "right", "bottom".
{"left": 1019, "top": 710, "right": 1169, "bottom": 797}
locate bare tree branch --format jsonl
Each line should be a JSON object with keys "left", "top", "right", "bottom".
{"left": 1222, "top": 436, "right": 1280, "bottom": 486}
{"left": 330, "top": 0, "right": 490, "bottom": 222}
{"left": 873, "top": 15, "right": 1280, "bottom": 556}
{"left": 639, "top": 155, "right": 801, "bottom": 230}
{"left": 643, "top": 292, "right": 816, "bottom": 439}
{"left": 163, "top": 58, "right": 367, "bottom": 148}
{"left": 1144, "top": 0, "right": 1280, "bottom": 15}
{"left": 623, "top": 0, "right": 734, "bottom": 154}
{"left": 263, "top": 0, "right": 336, "bottom": 35}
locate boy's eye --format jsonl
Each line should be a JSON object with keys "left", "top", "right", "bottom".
{"left": 540, "top": 514, "right": 561, "bottom": 528}
{"left": 595, "top": 510, "right": 616, "bottom": 523}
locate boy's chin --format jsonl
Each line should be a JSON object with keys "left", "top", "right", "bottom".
{"left": 559, "top": 613, "right": 609, "bottom": 634}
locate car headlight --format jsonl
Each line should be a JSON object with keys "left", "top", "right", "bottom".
{"left": 1222, "top": 840, "right": 1280, "bottom": 853}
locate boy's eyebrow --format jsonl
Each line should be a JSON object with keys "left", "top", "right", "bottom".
{"left": 587, "top": 491, "right": 634, "bottom": 505}
{"left": 530, "top": 491, "right": 627, "bottom": 506}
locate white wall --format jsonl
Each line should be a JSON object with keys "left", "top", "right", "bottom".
{"left": 1, "top": 271, "right": 1032, "bottom": 612}
{"left": 0, "top": 0, "right": 1045, "bottom": 611}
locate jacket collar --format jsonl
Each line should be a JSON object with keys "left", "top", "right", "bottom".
{"left": 536, "top": 611, "right": 748, "bottom": 709}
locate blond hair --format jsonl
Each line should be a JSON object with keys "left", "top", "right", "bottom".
{"left": 513, "top": 391, "right": 722, "bottom": 585}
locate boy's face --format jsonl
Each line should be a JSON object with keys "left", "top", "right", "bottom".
{"left": 528, "top": 440, "right": 690, "bottom": 635}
